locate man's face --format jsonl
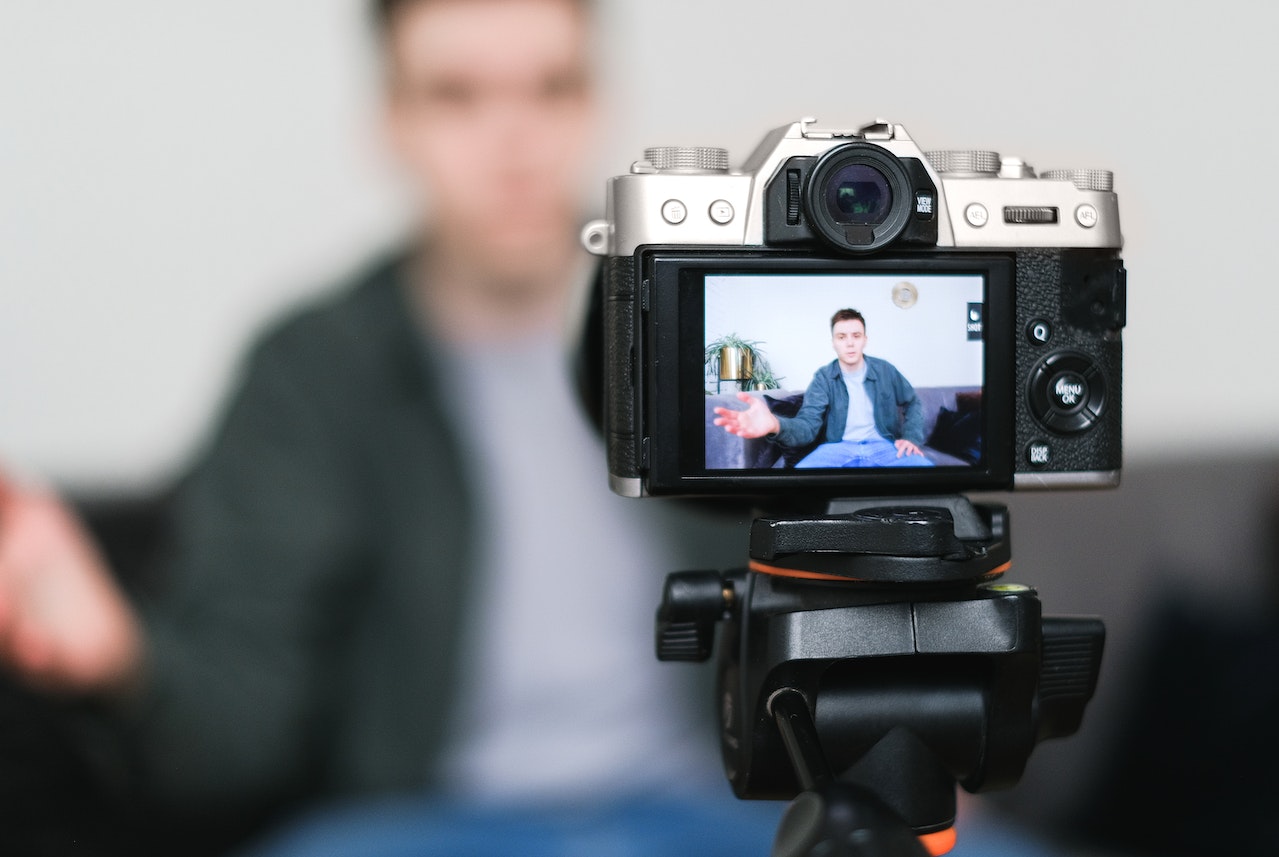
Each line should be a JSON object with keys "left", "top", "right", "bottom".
{"left": 831, "top": 318, "right": 867, "bottom": 370}
{"left": 382, "top": 0, "right": 597, "bottom": 271}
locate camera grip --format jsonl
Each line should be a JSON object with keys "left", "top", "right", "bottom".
{"left": 603, "top": 255, "right": 640, "bottom": 483}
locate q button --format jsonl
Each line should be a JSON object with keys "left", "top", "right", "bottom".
{"left": 1027, "top": 318, "right": 1053, "bottom": 345}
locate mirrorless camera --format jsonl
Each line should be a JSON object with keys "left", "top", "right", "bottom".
{"left": 582, "top": 118, "right": 1126, "bottom": 498}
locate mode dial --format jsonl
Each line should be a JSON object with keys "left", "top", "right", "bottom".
{"left": 643, "top": 146, "right": 730, "bottom": 173}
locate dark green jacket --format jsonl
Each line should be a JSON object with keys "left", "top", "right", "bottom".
{"left": 124, "top": 252, "right": 744, "bottom": 816}
{"left": 131, "top": 253, "right": 479, "bottom": 811}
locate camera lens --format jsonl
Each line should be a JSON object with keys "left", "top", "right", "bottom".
{"left": 804, "top": 143, "right": 913, "bottom": 253}
{"left": 826, "top": 164, "right": 892, "bottom": 225}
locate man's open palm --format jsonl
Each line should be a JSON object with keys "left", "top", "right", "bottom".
{"left": 712, "top": 393, "right": 780, "bottom": 440}
{"left": 0, "top": 477, "right": 142, "bottom": 693}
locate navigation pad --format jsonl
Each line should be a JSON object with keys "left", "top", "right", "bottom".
{"left": 1028, "top": 352, "right": 1107, "bottom": 434}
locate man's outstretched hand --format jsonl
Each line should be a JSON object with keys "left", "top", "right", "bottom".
{"left": 0, "top": 475, "right": 144, "bottom": 695}
{"left": 713, "top": 392, "right": 781, "bottom": 440}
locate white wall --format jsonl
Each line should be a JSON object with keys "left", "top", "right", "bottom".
{"left": 1, "top": 1, "right": 413, "bottom": 491}
{"left": 706, "top": 274, "right": 984, "bottom": 389}
{"left": 3, "top": 0, "right": 1277, "bottom": 490}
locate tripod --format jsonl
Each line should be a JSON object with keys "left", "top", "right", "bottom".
{"left": 656, "top": 496, "right": 1104, "bottom": 857}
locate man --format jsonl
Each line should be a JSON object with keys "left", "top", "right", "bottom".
{"left": 0, "top": 1, "right": 774, "bottom": 853}
{"left": 714, "top": 308, "right": 934, "bottom": 468}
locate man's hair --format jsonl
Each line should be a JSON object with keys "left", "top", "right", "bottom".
{"left": 372, "top": 0, "right": 593, "bottom": 39}
{"left": 831, "top": 308, "right": 866, "bottom": 332}
{"left": 371, "top": 0, "right": 428, "bottom": 36}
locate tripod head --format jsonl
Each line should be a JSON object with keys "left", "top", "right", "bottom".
{"left": 657, "top": 496, "right": 1104, "bottom": 856}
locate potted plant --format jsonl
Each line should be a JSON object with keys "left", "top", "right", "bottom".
{"left": 747, "top": 359, "right": 784, "bottom": 391}
{"left": 705, "top": 333, "right": 782, "bottom": 391}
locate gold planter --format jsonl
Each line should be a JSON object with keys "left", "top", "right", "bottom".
{"left": 718, "top": 346, "right": 753, "bottom": 381}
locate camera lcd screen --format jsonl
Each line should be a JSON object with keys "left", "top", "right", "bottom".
{"left": 644, "top": 253, "right": 1016, "bottom": 494}
{"left": 705, "top": 271, "right": 984, "bottom": 470}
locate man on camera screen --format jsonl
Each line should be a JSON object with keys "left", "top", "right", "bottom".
{"left": 713, "top": 308, "right": 933, "bottom": 468}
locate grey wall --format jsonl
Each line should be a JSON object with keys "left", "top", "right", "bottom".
{"left": 3, "top": 0, "right": 1276, "bottom": 489}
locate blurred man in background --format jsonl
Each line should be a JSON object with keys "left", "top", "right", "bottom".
{"left": 0, "top": 1, "right": 778, "bottom": 854}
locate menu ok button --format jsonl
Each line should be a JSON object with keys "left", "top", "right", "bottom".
{"left": 1050, "top": 370, "right": 1089, "bottom": 410}
{"left": 1028, "top": 352, "right": 1106, "bottom": 434}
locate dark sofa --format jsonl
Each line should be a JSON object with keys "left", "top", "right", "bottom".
{"left": 0, "top": 487, "right": 274, "bottom": 857}
{"left": 705, "top": 385, "right": 982, "bottom": 469}
{"left": 7, "top": 456, "right": 1279, "bottom": 856}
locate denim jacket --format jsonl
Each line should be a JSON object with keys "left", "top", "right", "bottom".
{"left": 773, "top": 355, "right": 924, "bottom": 449}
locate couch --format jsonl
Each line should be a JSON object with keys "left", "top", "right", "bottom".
{"left": 704, "top": 385, "right": 982, "bottom": 469}
{"left": 6, "top": 455, "right": 1279, "bottom": 856}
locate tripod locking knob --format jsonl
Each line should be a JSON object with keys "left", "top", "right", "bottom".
{"left": 656, "top": 571, "right": 730, "bottom": 661}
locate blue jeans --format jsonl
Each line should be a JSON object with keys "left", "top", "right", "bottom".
{"left": 795, "top": 438, "right": 935, "bottom": 468}
{"left": 234, "top": 794, "right": 1064, "bottom": 857}
{"left": 235, "top": 795, "right": 786, "bottom": 857}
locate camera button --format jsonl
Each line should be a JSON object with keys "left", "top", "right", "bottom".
{"left": 708, "top": 199, "right": 735, "bottom": 224}
{"left": 661, "top": 199, "right": 687, "bottom": 225}
{"left": 914, "top": 191, "right": 935, "bottom": 220}
{"left": 1026, "top": 442, "right": 1052, "bottom": 467}
{"left": 1027, "top": 319, "right": 1053, "bottom": 345}
{"left": 964, "top": 203, "right": 989, "bottom": 228}
{"left": 1048, "top": 370, "right": 1090, "bottom": 413}
{"left": 1075, "top": 204, "right": 1099, "bottom": 228}
{"left": 1028, "top": 352, "right": 1107, "bottom": 434}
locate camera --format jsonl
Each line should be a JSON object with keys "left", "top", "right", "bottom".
{"left": 582, "top": 118, "right": 1126, "bottom": 498}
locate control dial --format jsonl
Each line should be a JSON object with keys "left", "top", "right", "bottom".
{"left": 1042, "top": 169, "right": 1114, "bottom": 192}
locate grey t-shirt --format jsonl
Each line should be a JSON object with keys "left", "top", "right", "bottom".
{"left": 434, "top": 332, "right": 718, "bottom": 803}
{"left": 841, "top": 362, "right": 880, "bottom": 442}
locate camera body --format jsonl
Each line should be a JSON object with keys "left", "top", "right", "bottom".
{"left": 583, "top": 118, "right": 1125, "bottom": 498}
